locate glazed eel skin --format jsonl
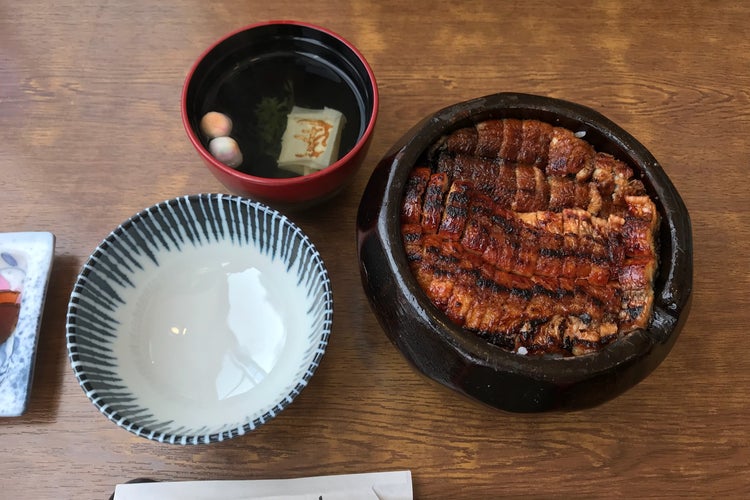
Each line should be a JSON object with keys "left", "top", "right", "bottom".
{"left": 401, "top": 119, "right": 659, "bottom": 356}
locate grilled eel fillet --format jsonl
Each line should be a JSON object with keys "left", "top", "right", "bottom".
{"left": 401, "top": 119, "right": 659, "bottom": 356}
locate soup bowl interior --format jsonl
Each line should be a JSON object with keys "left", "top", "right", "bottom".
{"left": 182, "top": 21, "right": 379, "bottom": 209}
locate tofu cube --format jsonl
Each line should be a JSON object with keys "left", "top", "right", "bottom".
{"left": 277, "top": 106, "right": 346, "bottom": 176}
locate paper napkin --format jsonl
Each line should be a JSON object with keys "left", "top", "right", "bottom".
{"left": 113, "top": 470, "right": 413, "bottom": 500}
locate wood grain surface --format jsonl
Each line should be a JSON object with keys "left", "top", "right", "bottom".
{"left": 1, "top": 1, "right": 748, "bottom": 498}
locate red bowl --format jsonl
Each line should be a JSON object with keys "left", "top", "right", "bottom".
{"left": 182, "top": 21, "right": 378, "bottom": 209}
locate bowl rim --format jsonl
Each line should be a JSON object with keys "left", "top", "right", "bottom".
{"left": 180, "top": 20, "right": 379, "bottom": 188}
{"left": 66, "top": 193, "right": 334, "bottom": 444}
{"left": 363, "top": 92, "right": 693, "bottom": 386}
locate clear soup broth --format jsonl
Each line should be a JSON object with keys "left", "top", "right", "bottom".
{"left": 200, "top": 54, "right": 366, "bottom": 178}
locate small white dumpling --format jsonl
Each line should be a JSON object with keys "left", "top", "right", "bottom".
{"left": 209, "top": 136, "right": 243, "bottom": 168}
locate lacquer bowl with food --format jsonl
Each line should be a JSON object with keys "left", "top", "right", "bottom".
{"left": 357, "top": 92, "right": 692, "bottom": 412}
{"left": 182, "top": 21, "right": 379, "bottom": 210}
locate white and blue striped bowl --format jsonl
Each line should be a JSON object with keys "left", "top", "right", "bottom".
{"left": 66, "top": 194, "right": 333, "bottom": 444}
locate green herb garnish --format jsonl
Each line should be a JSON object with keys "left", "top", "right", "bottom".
{"left": 254, "top": 79, "right": 294, "bottom": 159}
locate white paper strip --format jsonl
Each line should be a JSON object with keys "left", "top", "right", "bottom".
{"left": 114, "top": 470, "right": 412, "bottom": 500}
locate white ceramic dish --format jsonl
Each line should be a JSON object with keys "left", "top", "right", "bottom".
{"left": 66, "top": 194, "right": 333, "bottom": 444}
{"left": 0, "top": 231, "right": 55, "bottom": 417}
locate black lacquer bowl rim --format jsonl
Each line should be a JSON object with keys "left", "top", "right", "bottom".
{"left": 357, "top": 92, "right": 693, "bottom": 411}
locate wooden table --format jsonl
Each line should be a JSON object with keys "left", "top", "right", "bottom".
{"left": 2, "top": 1, "right": 748, "bottom": 497}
